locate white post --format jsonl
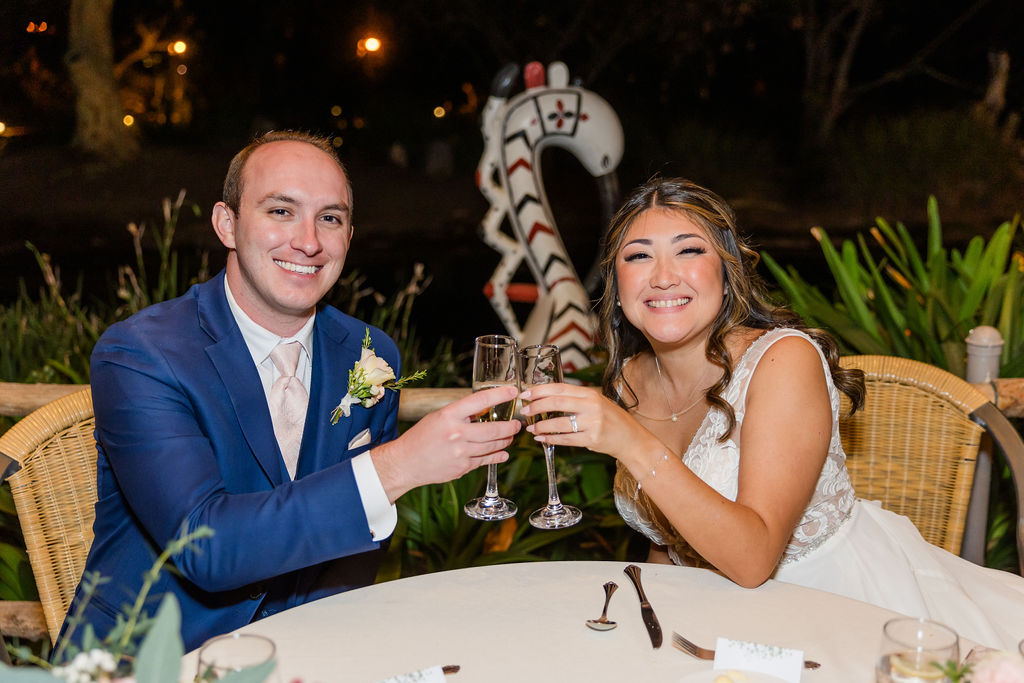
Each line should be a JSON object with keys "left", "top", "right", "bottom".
{"left": 962, "top": 326, "right": 1003, "bottom": 564}
{"left": 966, "top": 325, "right": 1004, "bottom": 383}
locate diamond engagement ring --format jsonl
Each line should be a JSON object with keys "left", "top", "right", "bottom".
{"left": 569, "top": 414, "right": 579, "bottom": 433}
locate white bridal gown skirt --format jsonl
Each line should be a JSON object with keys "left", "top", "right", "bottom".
{"left": 773, "top": 500, "right": 1024, "bottom": 651}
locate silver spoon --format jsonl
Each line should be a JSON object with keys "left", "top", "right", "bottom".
{"left": 586, "top": 581, "right": 618, "bottom": 630}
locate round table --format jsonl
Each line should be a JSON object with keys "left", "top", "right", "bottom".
{"left": 181, "top": 560, "right": 946, "bottom": 682}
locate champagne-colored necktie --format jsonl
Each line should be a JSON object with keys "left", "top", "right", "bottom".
{"left": 268, "top": 341, "right": 307, "bottom": 479}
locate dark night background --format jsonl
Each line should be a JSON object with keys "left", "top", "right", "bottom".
{"left": 2, "top": 0, "right": 1024, "bottom": 351}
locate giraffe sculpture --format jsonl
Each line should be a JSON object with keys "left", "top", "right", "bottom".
{"left": 476, "top": 61, "right": 624, "bottom": 373}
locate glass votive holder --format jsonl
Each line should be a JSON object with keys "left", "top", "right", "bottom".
{"left": 876, "top": 617, "right": 959, "bottom": 682}
{"left": 196, "top": 632, "right": 277, "bottom": 681}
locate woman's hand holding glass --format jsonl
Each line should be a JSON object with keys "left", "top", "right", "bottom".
{"left": 519, "top": 344, "right": 582, "bottom": 529}
{"left": 518, "top": 380, "right": 649, "bottom": 464}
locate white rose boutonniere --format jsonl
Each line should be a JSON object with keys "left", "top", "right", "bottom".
{"left": 330, "top": 328, "right": 426, "bottom": 424}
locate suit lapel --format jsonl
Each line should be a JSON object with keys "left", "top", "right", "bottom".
{"left": 199, "top": 273, "right": 286, "bottom": 486}
{"left": 297, "top": 310, "right": 357, "bottom": 478}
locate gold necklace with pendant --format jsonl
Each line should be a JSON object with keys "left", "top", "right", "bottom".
{"left": 653, "top": 355, "right": 711, "bottom": 422}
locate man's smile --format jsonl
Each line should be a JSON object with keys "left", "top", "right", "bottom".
{"left": 274, "top": 259, "right": 322, "bottom": 275}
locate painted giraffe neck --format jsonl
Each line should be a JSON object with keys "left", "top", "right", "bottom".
{"left": 476, "top": 61, "right": 623, "bottom": 373}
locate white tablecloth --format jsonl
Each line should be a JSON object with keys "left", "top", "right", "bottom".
{"left": 181, "top": 560, "right": 960, "bottom": 682}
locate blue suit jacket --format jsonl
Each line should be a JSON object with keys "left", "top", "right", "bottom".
{"left": 62, "top": 271, "right": 400, "bottom": 652}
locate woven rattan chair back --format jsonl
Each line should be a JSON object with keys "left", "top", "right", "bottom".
{"left": 0, "top": 388, "right": 96, "bottom": 644}
{"left": 838, "top": 356, "right": 988, "bottom": 556}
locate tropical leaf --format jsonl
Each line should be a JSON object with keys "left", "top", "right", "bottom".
{"left": 925, "top": 195, "right": 943, "bottom": 264}
{"left": 857, "top": 234, "right": 907, "bottom": 348}
{"left": 810, "top": 227, "right": 883, "bottom": 344}
{"left": 893, "top": 220, "right": 928, "bottom": 290}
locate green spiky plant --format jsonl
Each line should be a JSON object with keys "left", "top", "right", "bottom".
{"left": 762, "top": 196, "right": 1023, "bottom": 378}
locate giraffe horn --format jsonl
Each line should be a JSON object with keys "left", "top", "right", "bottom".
{"left": 524, "top": 61, "right": 546, "bottom": 89}
{"left": 490, "top": 63, "right": 520, "bottom": 98}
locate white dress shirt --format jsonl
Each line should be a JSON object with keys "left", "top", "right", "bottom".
{"left": 224, "top": 279, "right": 397, "bottom": 541}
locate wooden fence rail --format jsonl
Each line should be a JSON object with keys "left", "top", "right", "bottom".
{"left": 2, "top": 380, "right": 1022, "bottom": 420}
{"left": 0, "top": 382, "right": 471, "bottom": 421}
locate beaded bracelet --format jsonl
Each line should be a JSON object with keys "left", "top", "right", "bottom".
{"left": 633, "top": 451, "right": 671, "bottom": 500}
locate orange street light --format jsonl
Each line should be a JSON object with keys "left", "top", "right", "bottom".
{"left": 169, "top": 40, "right": 187, "bottom": 55}
{"left": 357, "top": 36, "right": 383, "bottom": 57}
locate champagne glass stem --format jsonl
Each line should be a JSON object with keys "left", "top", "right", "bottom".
{"left": 542, "top": 444, "right": 564, "bottom": 511}
{"left": 483, "top": 463, "right": 501, "bottom": 502}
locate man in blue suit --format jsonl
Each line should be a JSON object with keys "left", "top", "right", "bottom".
{"left": 61, "top": 131, "right": 521, "bottom": 652}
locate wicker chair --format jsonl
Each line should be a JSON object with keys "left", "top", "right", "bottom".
{"left": 0, "top": 388, "right": 96, "bottom": 645}
{"left": 839, "top": 355, "right": 1024, "bottom": 574}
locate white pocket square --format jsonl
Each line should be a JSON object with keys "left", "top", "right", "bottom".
{"left": 348, "top": 428, "right": 372, "bottom": 450}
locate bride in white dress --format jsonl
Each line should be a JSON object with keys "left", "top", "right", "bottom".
{"left": 518, "top": 177, "right": 1024, "bottom": 650}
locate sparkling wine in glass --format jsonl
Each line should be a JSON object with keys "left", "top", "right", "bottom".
{"left": 875, "top": 617, "right": 959, "bottom": 682}
{"left": 520, "top": 344, "right": 582, "bottom": 529}
{"left": 464, "top": 334, "right": 519, "bottom": 521}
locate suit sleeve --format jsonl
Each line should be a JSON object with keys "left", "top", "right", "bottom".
{"left": 91, "top": 319, "right": 387, "bottom": 593}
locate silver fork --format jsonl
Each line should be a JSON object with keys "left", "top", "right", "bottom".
{"left": 672, "top": 631, "right": 822, "bottom": 670}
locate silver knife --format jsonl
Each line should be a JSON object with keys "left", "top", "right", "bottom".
{"left": 623, "top": 564, "right": 663, "bottom": 648}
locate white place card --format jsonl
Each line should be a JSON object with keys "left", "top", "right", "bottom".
{"left": 375, "top": 664, "right": 446, "bottom": 683}
{"left": 713, "top": 637, "right": 803, "bottom": 683}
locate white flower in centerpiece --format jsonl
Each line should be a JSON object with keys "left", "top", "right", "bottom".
{"left": 969, "top": 651, "right": 1024, "bottom": 682}
{"left": 51, "top": 648, "right": 119, "bottom": 682}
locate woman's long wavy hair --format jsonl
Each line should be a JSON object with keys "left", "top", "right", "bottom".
{"left": 598, "top": 177, "right": 864, "bottom": 439}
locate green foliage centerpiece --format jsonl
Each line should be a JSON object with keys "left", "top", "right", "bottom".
{"left": 1, "top": 526, "right": 273, "bottom": 683}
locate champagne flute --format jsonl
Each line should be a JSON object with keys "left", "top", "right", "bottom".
{"left": 520, "top": 344, "right": 582, "bottom": 529}
{"left": 875, "top": 617, "right": 959, "bottom": 682}
{"left": 463, "top": 334, "right": 519, "bottom": 521}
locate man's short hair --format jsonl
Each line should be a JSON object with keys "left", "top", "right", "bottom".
{"left": 222, "top": 131, "right": 352, "bottom": 215}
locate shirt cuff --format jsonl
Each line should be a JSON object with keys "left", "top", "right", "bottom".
{"left": 350, "top": 451, "right": 398, "bottom": 541}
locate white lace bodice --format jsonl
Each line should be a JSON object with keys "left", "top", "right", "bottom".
{"left": 613, "top": 328, "right": 855, "bottom": 570}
